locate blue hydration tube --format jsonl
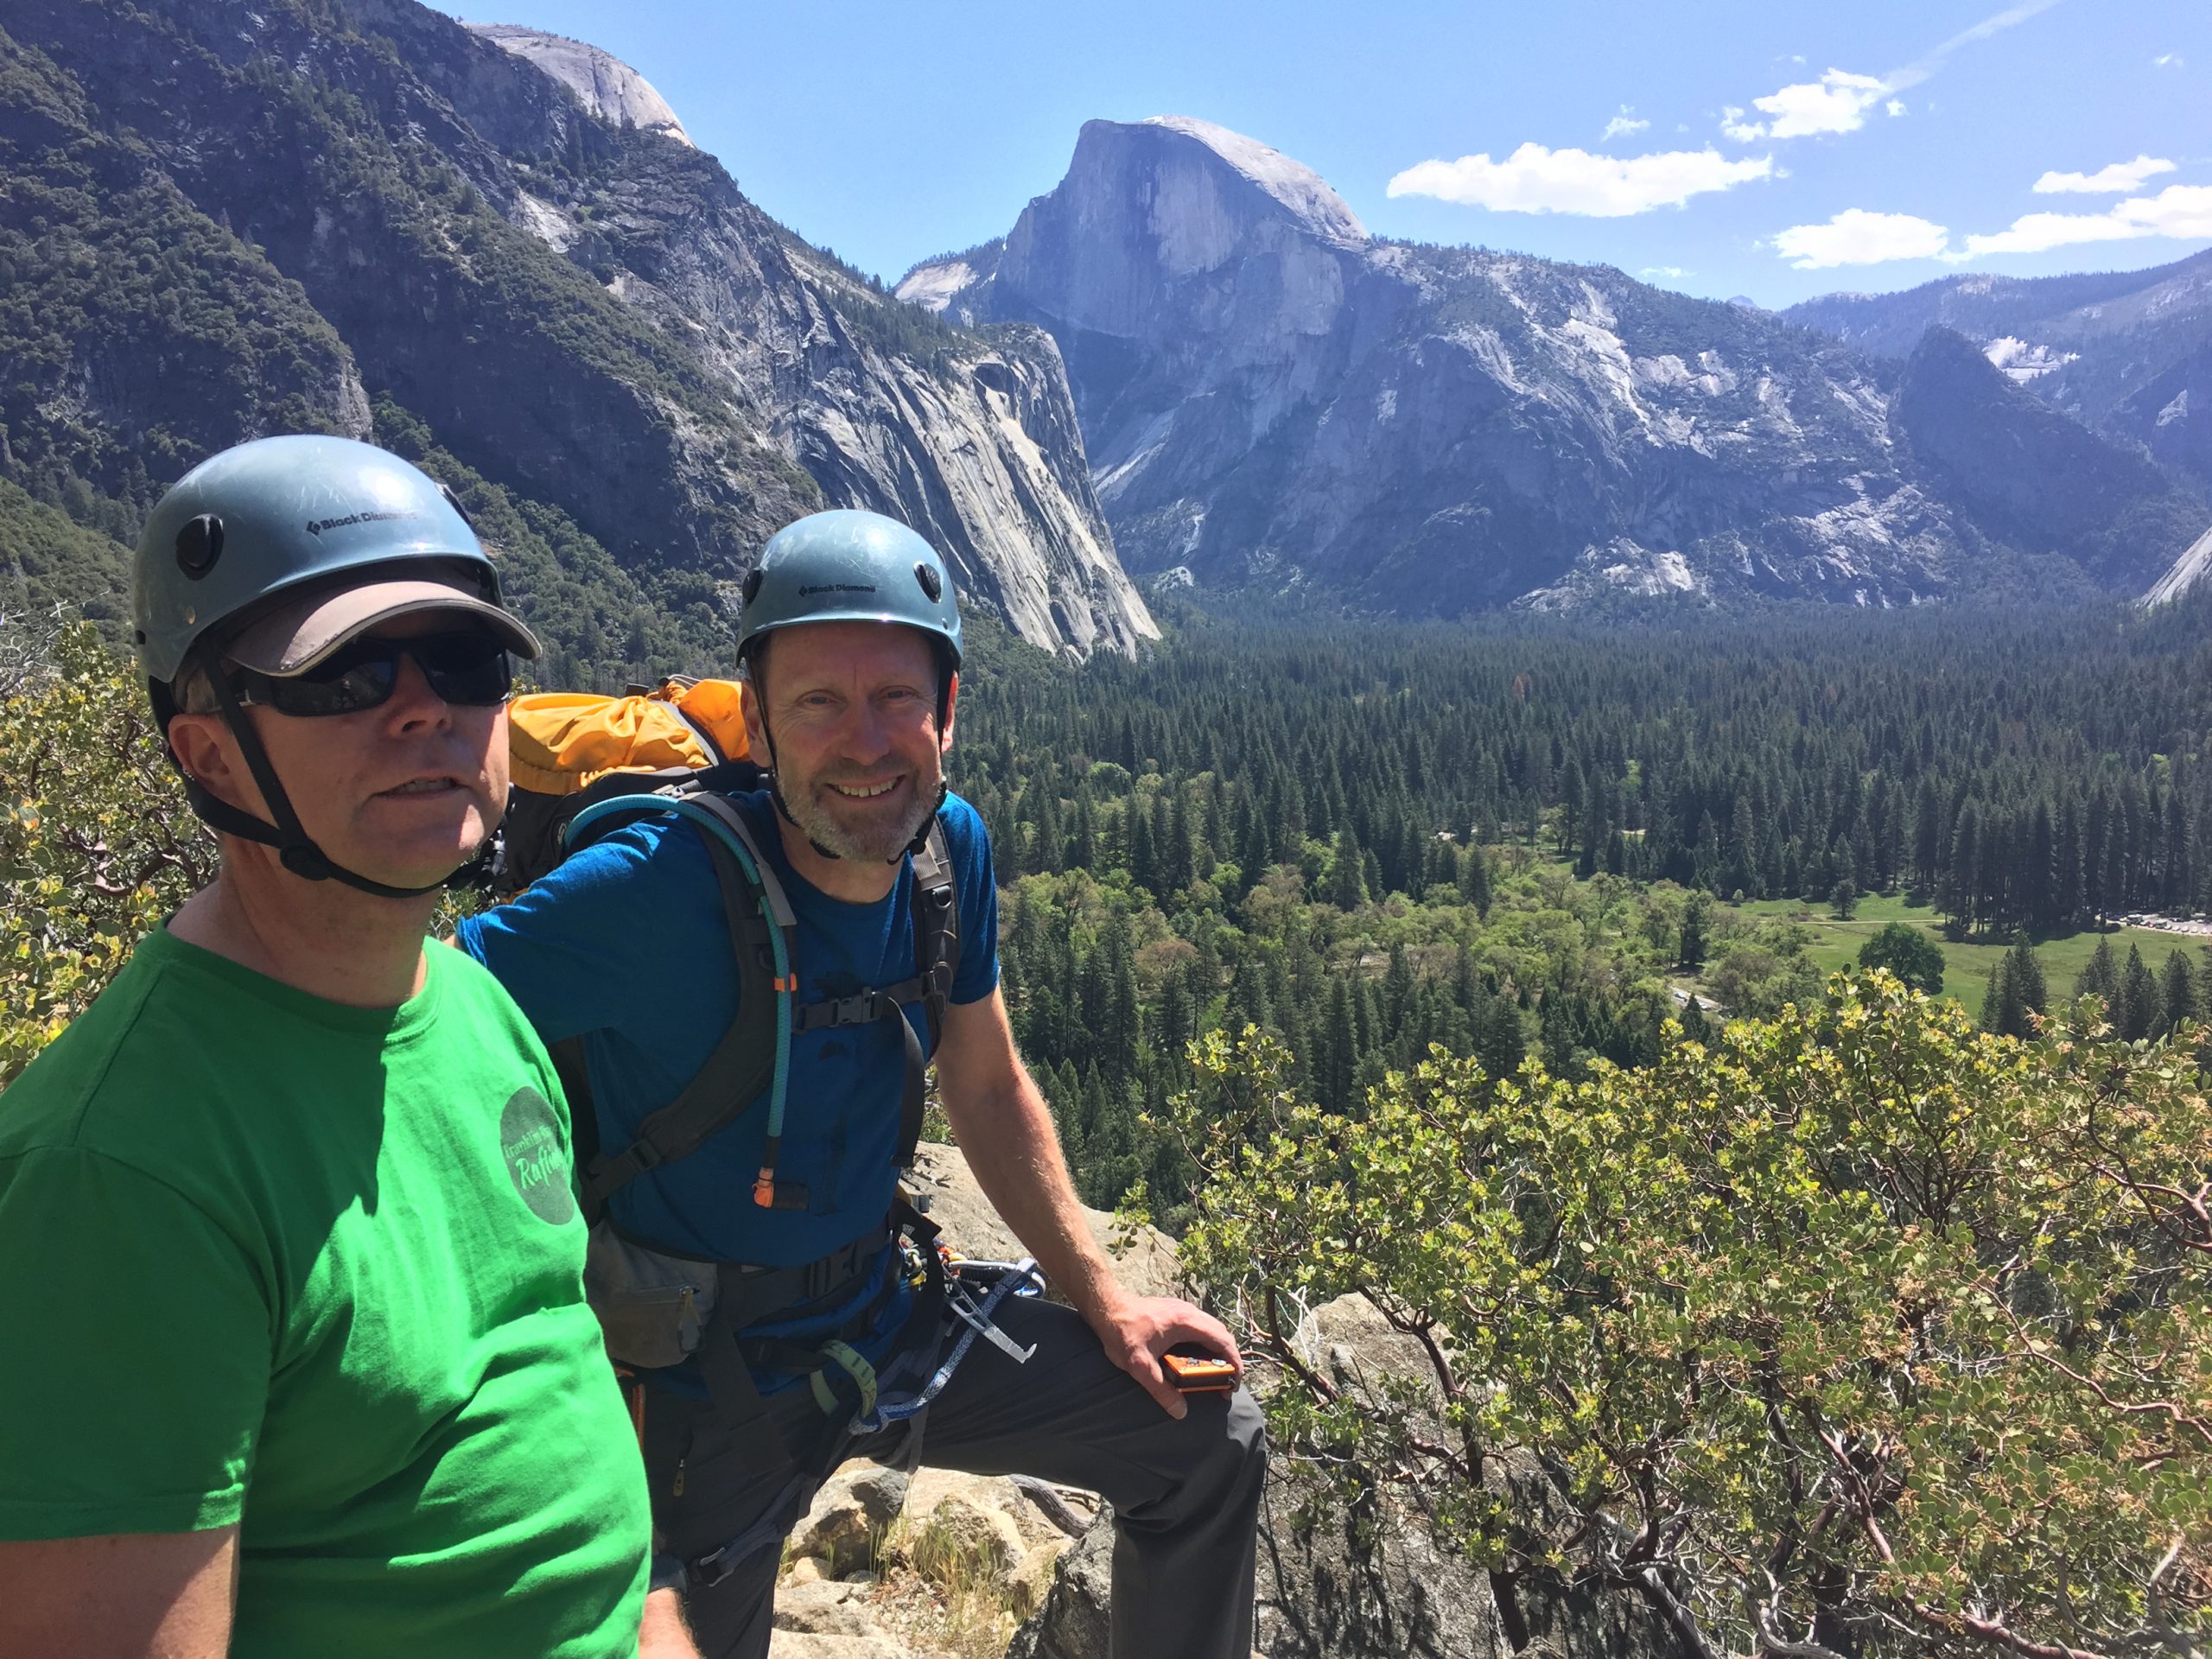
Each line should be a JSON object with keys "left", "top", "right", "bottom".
{"left": 565, "top": 794, "right": 795, "bottom": 1177}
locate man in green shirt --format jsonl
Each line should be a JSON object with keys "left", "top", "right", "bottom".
{"left": 0, "top": 437, "right": 687, "bottom": 1657}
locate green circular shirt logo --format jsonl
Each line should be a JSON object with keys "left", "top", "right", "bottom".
{"left": 500, "top": 1087, "right": 576, "bottom": 1225}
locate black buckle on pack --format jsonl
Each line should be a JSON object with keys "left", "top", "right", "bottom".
{"left": 801, "top": 992, "right": 887, "bottom": 1030}
{"left": 689, "top": 1544, "right": 734, "bottom": 1589}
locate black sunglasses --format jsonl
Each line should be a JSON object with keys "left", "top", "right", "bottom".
{"left": 231, "top": 630, "right": 513, "bottom": 718}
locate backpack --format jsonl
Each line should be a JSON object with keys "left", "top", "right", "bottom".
{"left": 497, "top": 677, "right": 763, "bottom": 895}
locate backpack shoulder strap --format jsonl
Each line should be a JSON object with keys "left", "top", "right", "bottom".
{"left": 909, "top": 817, "right": 962, "bottom": 1049}
{"left": 781, "top": 810, "right": 962, "bottom": 1176}
{"left": 580, "top": 792, "right": 798, "bottom": 1211}
{"left": 902, "top": 815, "right": 960, "bottom": 1168}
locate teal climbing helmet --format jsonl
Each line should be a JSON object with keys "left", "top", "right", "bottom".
{"left": 132, "top": 434, "right": 531, "bottom": 688}
{"left": 737, "top": 509, "right": 962, "bottom": 673}
{"left": 131, "top": 434, "right": 538, "bottom": 901}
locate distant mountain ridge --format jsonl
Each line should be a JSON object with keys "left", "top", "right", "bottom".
{"left": 0, "top": 0, "right": 1153, "bottom": 676}
{"left": 1785, "top": 249, "right": 2212, "bottom": 495}
{"left": 902, "top": 116, "right": 2206, "bottom": 615}
{"left": 1891, "top": 327, "right": 2205, "bottom": 594}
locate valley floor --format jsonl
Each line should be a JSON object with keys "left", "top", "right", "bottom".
{"left": 1711, "top": 890, "right": 2190, "bottom": 1020}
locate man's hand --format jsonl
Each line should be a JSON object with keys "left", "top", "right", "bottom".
{"left": 1088, "top": 1294, "right": 1244, "bottom": 1421}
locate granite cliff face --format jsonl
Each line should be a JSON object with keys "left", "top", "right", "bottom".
{"left": 0, "top": 0, "right": 1151, "bottom": 662}
{"left": 905, "top": 117, "right": 2202, "bottom": 613}
{"left": 464, "top": 23, "right": 692, "bottom": 146}
{"left": 1786, "top": 250, "right": 2212, "bottom": 494}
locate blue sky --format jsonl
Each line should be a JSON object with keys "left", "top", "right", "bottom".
{"left": 431, "top": 0, "right": 2210, "bottom": 308}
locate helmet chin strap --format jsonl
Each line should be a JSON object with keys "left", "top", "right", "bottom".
{"left": 177, "top": 644, "right": 459, "bottom": 900}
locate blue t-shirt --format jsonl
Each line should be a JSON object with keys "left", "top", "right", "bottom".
{"left": 458, "top": 789, "right": 999, "bottom": 1269}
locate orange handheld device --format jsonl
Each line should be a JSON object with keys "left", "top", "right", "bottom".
{"left": 1160, "top": 1345, "right": 1237, "bottom": 1394}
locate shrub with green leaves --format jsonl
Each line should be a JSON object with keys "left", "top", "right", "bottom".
{"left": 1166, "top": 974, "right": 2210, "bottom": 1658}
{"left": 2, "top": 615, "right": 213, "bottom": 1084}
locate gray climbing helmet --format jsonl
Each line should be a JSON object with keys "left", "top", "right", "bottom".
{"left": 132, "top": 433, "right": 518, "bottom": 686}
{"left": 737, "top": 509, "right": 962, "bottom": 674}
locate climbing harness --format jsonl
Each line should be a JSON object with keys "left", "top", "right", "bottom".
{"left": 848, "top": 1253, "right": 1047, "bottom": 1433}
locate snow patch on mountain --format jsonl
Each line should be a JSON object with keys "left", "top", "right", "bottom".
{"left": 1984, "top": 334, "right": 2078, "bottom": 382}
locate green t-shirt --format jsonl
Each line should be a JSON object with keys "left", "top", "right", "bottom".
{"left": 0, "top": 927, "right": 650, "bottom": 1657}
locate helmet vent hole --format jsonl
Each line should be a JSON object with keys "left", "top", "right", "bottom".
{"left": 175, "top": 514, "right": 224, "bottom": 579}
{"left": 741, "top": 568, "right": 765, "bottom": 605}
{"left": 914, "top": 563, "right": 942, "bottom": 602}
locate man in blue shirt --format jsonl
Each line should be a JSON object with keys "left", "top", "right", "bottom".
{"left": 460, "top": 510, "right": 1265, "bottom": 1659}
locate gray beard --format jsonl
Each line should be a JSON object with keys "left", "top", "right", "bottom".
{"left": 780, "top": 771, "right": 938, "bottom": 863}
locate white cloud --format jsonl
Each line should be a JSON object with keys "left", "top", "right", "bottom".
{"left": 1602, "top": 106, "right": 1650, "bottom": 142}
{"left": 1964, "top": 184, "right": 2212, "bottom": 255}
{"left": 1745, "top": 68, "right": 1889, "bottom": 138}
{"left": 2034, "top": 155, "right": 2177, "bottom": 194}
{"left": 1726, "top": 3, "right": 2057, "bottom": 144}
{"left": 1963, "top": 212, "right": 2145, "bottom": 255}
{"left": 1387, "top": 143, "right": 1774, "bottom": 217}
{"left": 1719, "top": 105, "right": 1764, "bottom": 143}
{"left": 1640, "top": 265, "right": 1690, "bottom": 280}
{"left": 2153, "top": 53, "right": 2183, "bottom": 67}
{"left": 1771, "top": 209, "right": 1952, "bottom": 269}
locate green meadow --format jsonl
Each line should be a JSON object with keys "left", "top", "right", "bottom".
{"left": 1713, "top": 891, "right": 2203, "bottom": 1020}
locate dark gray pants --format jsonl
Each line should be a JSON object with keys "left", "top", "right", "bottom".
{"left": 641, "top": 1295, "right": 1267, "bottom": 1659}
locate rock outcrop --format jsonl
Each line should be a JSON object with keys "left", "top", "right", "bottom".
{"left": 751, "top": 1143, "right": 1130, "bottom": 1659}
{"left": 2143, "top": 519, "right": 2212, "bottom": 607}
{"left": 466, "top": 23, "right": 693, "bottom": 145}
{"left": 1, "top": 0, "right": 1154, "bottom": 659}
{"left": 1007, "top": 1290, "right": 1676, "bottom": 1659}
{"left": 904, "top": 116, "right": 2198, "bottom": 613}
{"left": 900, "top": 1146, "right": 1671, "bottom": 1658}
{"left": 906, "top": 1143, "right": 1182, "bottom": 1301}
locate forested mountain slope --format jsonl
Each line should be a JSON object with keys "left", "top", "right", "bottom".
{"left": 0, "top": 1, "right": 1153, "bottom": 677}
{"left": 1891, "top": 327, "right": 2208, "bottom": 592}
{"left": 903, "top": 117, "right": 2204, "bottom": 615}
